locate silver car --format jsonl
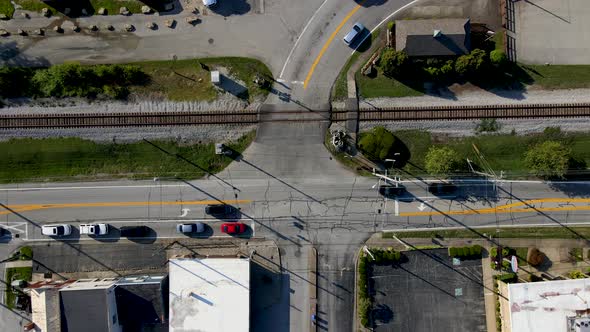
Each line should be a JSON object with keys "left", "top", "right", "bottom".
{"left": 176, "top": 223, "right": 205, "bottom": 234}
{"left": 343, "top": 22, "right": 365, "bottom": 45}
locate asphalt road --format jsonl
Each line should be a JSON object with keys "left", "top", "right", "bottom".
{"left": 3, "top": 178, "right": 590, "bottom": 331}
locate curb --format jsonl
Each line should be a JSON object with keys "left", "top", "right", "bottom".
{"left": 309, "top": 247, "right": 318, "bottom": 332}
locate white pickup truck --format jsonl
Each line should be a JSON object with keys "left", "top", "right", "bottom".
{"left": 79, "top": 223, "right": 109, "bottom": 235}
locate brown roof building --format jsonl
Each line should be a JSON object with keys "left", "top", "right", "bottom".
{"left": 395, "top": 18, "right": 471, "bottom": 57}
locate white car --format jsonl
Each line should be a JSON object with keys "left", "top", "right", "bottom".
{"left": 203, "top": 0, "right": 218, "bottom": 7}
{"left": 41, "top": 224, "right": 72, "bottom": 237}
{"left": 176, "top": 223, "right": 205, "bottom": 234}
{"left": 80, "top": 223, "right": 109, "bottom": 235}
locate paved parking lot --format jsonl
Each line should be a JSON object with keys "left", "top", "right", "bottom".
{"left": 371, "top": 249, "right": 486, "bottom": 332}
{"left": 515, "top": 0, "right": 590, "bottom": 64}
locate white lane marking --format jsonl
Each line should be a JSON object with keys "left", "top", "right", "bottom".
{"left": 251, "top": 220, "right": 255, "bottom": 236}
{"left": 278, "top": 0, "right": 329, "bottom": 78}
{"left": 291, "top": 81, "right": 304, "bottom": 85}
{"left": 418, "top": 202, "right": 426, "bottom": 211}
{"left": 0, "top": 184, "right": 186, "bottom": 191}
{"left": 394, "top": 199, "right": 399, "bottom": 216}
{"left": 1, "top": 178, "right": 589, "bottom": 192}
{"left": 1, "top": 222, "right": 27, "bottom": 233}
{"left": 179, "top": 208, "right": 190, "bottom": 217}
{"left": 349, "top": 0, "right": 420, "bottom": 56}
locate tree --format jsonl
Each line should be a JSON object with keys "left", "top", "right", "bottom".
{"left": 380, "top": 49, "right": 409, "bottom": 77}
{"left": 527, "top": 248, "right": 545, "bottom": 267}
{"left": 358, "top": 126, "right": 397, "bottom": 162}
{"left": 424, "top": 146, "right": 463, "bottom": 175}
{"left": 568, "top": 270, "right": 586, "bottom": 279}
{"left": 524, "top": 140, "right": 571, "bottom": 178}
{"left": 454, "top": 49, "right": 488, "bottom": 77}
{"left": 490, "top": 50, "right": 508, "bottom": 67}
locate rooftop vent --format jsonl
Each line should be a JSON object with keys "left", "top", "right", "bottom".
{"left": 433, "top": 29, "right": 442, "bottom": 38}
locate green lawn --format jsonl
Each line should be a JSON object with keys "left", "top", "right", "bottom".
{"left": 19, "top": 246, "right": 33, "bottom": 260}
{"left": 132, "top": 57, "right": 272, "bottom": 102}
{"left": 519, "top": 64, "right": 590, "bottom": 90}
{"left": 5, "top": 267, "right": 32, "bottom": 309}
{"left": 13, "top": 0, "right": 144, "bottom": 16}
{"left": 356, "top": 69, "right": 424, "bottom": 98}
{"left": 0, "top": 0, "right": 14, "bottom": 17}
{"left": 387, "top": 129, "right": 590, "bottom": 177}
{"left": 0, "top": 132, "right": 255, "bottom": 183}
{"left": 384, "top": 226, "right": 590, "bottom": 240}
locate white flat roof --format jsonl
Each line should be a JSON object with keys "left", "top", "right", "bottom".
{"left": 509, "top": 279, "right": 590, "bottom": 332}
{"left": 169, "top": 258, "right": 250, "bottom": 332}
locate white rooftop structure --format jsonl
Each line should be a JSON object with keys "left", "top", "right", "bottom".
{"left": 169, "top": 258, "right": 250, "bottom": 332}
{"left": 508, "top": 279, "right": 590, "bottom": 332}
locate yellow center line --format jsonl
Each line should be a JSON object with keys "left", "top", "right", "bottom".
{"left": 303, "top": 3, "right": 363, "bottom": 89}
{"left": 0, "top": 200, "right": 252, "bottom": 216}
{"left": 400, "top": 198, "right": 590, "bottom": 217}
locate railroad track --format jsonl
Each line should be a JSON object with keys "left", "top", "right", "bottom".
{"left": 341, "top": 103, "right": 590, "bottom": 121}
{"left": 2, "top": 103, "right": 590, "bottom": 129}
{"left": 0, "top": 111, "right": 259, "bottom": 129}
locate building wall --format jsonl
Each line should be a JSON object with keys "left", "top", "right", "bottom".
{"left": 106, "top": 286, "right": 122, "bottom": 332}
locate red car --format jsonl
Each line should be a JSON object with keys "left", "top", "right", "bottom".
{"left": 220, "top": 223, "right": 246, "bottom": 234}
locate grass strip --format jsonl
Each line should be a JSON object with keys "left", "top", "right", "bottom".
{"left": 5, "top": 267, "right": 32, "bottom": 309}
{"left": 388, "top": 129, "right": 590, "bottom": 178}
{"left": 0, "top": 131, "right": 255, "bottom": 183}
{"left": 0, "top": 0, "right": 14, "bottom": 17}
{"left": 384, "top": 226, "right": 590, "bottom": 240}
{"left": 131, "top": 57, "right": 272, "bottom": 102}
{"left": 332, "top": 29, "right": 381, "bottom": 101}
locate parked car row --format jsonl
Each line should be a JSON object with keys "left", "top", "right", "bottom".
{"left": 41, "top": 221, "right": 247, "bottom": 238}
{"left": 40, "top": 204, "right": 246, "bottom": 238}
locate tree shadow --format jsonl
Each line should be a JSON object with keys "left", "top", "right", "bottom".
{"left": 35, "top": 0, "right": 94, "bottom": 17}
{"left": 0, "top": 41, "right": 50, "bottom": 67}
{"left": 140, "top": 0, "right": 183, "bottom": 15}
{"left": 209, "top": 0, "right": 251, "bottom": 17}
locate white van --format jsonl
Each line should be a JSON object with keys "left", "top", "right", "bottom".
{"left": 80, "top": 223, "right": 109, "bottom": 235}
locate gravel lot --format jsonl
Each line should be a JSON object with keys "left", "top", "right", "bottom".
{"left": 360, "top": 118, "right": 590, "bottom": 137}
{"left": 1, "top": 98, "right": 259, "bottom": 115}
{"left": 0, "top": 125, "right": 256, "bottom": 143}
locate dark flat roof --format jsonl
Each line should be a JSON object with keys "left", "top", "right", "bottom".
{"left": 60, "top": 289, "right": 110, "bottom": 332}
{"left": 396, "top": 19, "right": 471, "bottom": 56}
{"left": 115, "top": 283, "right": 168, "bottom": 332}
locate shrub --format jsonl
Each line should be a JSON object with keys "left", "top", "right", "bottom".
{"left": 424, "top": 146, "right": 463, "bottom": 175}
{"left": 359, "top": 297, "right": 371, "bottom": 327}
{"left": 475, "top": 118, "right": 501, "bottom": 133}
{"left": 494, "top": 273, "right": 517, "bottom": 283}
{"left": 380, "top": 49, "right": 409, "bottom": 77}
{"left": 387, "top": 21, "right": 395, "bottom": 31}
{"left": 358, "top": 127, "right": 397, "bottom": 162}
{"left": 525, "top": 140, "right": 571, "bottom": 178}
{"left": 449, "top": 245, "right": 482, "bottom": 258}
{"left": 568, "top": 270, "right": 587, "bottom": 279}
{"left": 527, "top": 248, "right": 545, "bottom": 267}
{"left": 358, "top": 256, "right": 369, "bottom": 299}
{"left": 455, "top": 48, "right": 488, "bottom": 77}
{"left": 30, "top": 63, "right": 147, "bottom": 99}
{"left": 440, "top": 60, "right": 454, "bottom": 76}
{"left": 490, "top": 50, "right": 508, "bottom": 67}
{"left": 19, "top": 247, "right": 33, "bottom": 260}
{"left": 501, "top": 260, "right": 511, "bottom": 271}
{"left": 490, "top": 247, "right": 498, "bottom": 258}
